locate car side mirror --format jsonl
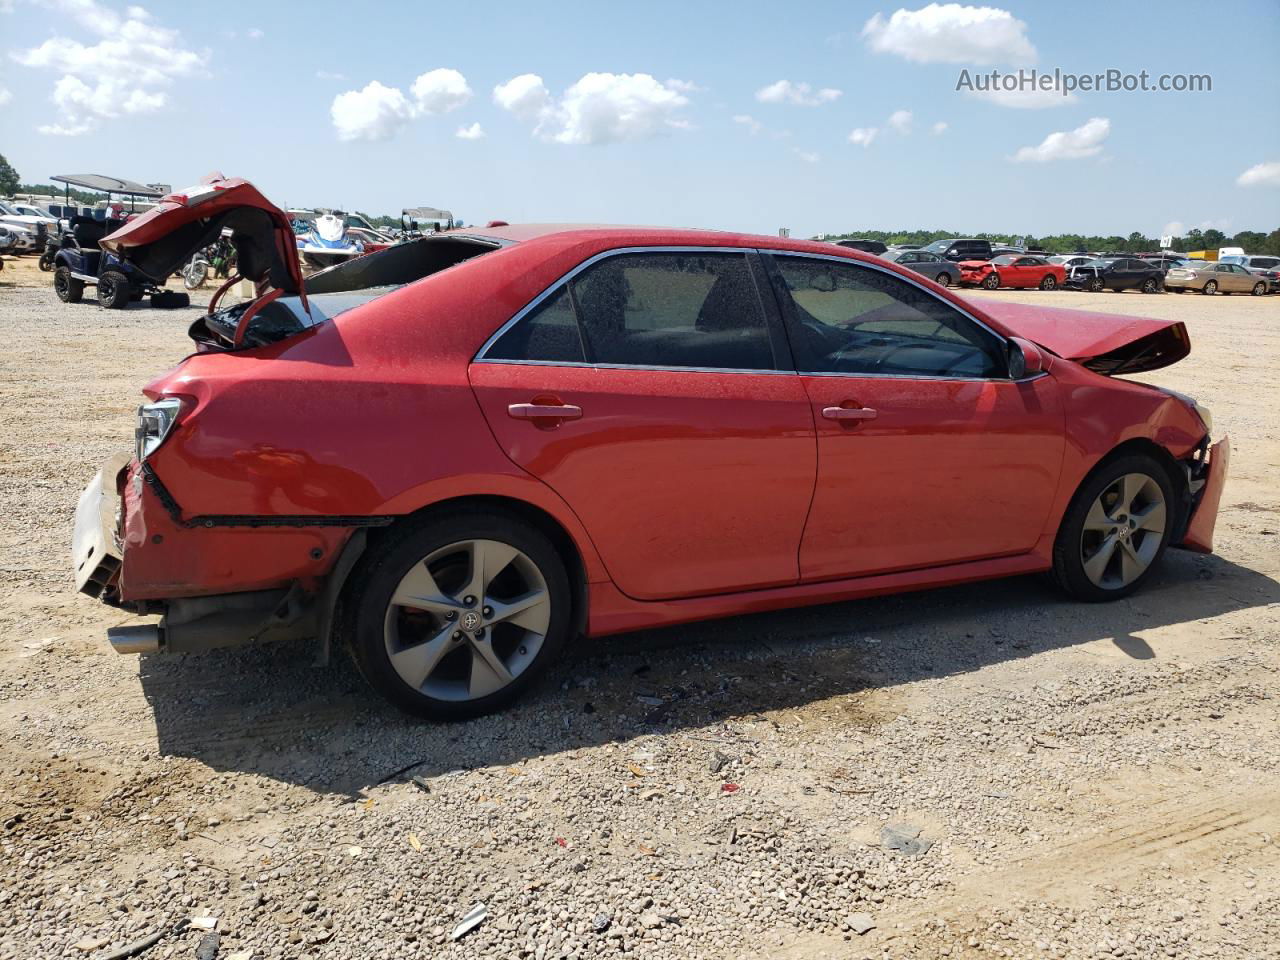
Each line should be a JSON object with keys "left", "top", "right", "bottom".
{"left": 1008, "top": 337, "right": 1046, "bottom": 380}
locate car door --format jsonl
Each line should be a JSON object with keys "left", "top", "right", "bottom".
{"left": 762, "top": 253, "right": 1065, "bottom": 581}
{"left": 469, "top": 248, "right": 817, "bottom": 601}
{"left": 1225, "top": 264, "right": 1252, "bottom": 292}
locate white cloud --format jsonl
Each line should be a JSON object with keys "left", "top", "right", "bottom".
{"left": 792, "top": 148, "right": 820, "bottom": 164}
{"left": 665, "top": 78, "right": 702, "bottom": 93}
{"left": 13, "top": 0, "right": 206, "bottom": 135}
{"left": 331, "top": 80, "right": 414, "bottom": 141}
{"left": 1011, "top": 116, "right": 1110, "bottom": 163}
{"left": 316, "top": 70, "right": 346, "bottom": 81}
{"left": 931, "top": 120, "right": 948, "bottom": 134}
{"left": 247, "top": 27, "right": 263, "bottom": 39}
{"left": 1236, "top": 161, "right": 1280, "bottom": 188}
{"left": 968, "top": 86, "right": 1077, "bottom": 109}
{"left": 887, "top": 109, "right": 913, "bottom": 134}
{"left": 410, "top": 67, "right": 472, "bottom": 114}
{"left": 494, "top": 72, "right": 692, "bottom": 145}
{"left": 493, "top": 73, "right": 551, "bottom": 120}
{"left": 1162, "top": 218, "right": 1232, "bottom": 238}
{"left": 755, "top": 80, "right": 842, "bottom": 106}
{"left": 0, "top": 87, "right": 11, "bottom": 107}
{"left": 455, "top": 121, "right": 485, "bottom": 140}
{"left": 849, "top": 127, "right": 879, "bottom": 147}
{"left": 733, "top": 114, "right": 763, "bottom": 135}
{"left": 862, "top": 3, "right": 1037, "bottom": 65}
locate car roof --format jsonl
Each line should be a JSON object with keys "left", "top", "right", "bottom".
{"left": 452, "top": 223, "right": 878, "bottom": 258}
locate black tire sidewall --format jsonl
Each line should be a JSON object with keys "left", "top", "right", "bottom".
{"left": 99, "top": 271, "right": 130, "bottom": 309}
{"left": 1052, "top": 454, "right": 1176, "bottom": 602}
{"left": 344, "top": 511, "right": 573, "bottom": 720}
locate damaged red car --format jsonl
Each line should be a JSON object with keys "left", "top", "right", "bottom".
{"left": 961, "top": 254, "right": 1067, "bottom": 291}
{"left": 72, "top": 176, "right": 1229, "bottom": 719}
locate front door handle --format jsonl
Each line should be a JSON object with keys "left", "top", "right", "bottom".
{"left": 507, "top": 402, "right": 583, "bottom": 422}
{"left": 822, "top": 405, "right": 878, "bottom": 421}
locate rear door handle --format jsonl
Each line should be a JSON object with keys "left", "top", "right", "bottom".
{"left": 507, "top": 402, "right": 583, "bottom": 421}
{"left": 822, "top": 405, "right": 878, "bottom": 421}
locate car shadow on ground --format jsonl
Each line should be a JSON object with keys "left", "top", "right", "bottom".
{"left": 138, "top": 548, "right": 1279, "bottom": 797}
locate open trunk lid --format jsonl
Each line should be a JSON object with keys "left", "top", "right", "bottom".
{"left": 974, "top": 300, "right": 1190, "bottom": 375}
{"left": 99, "top": 175, "right": 303, "bottom": 294}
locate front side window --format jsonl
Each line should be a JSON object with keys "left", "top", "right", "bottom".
{"left": 772, "top": 256, "right": 1006, "bottom": 378}
{"left": 484, "top": 251, "right": 777, "bottom": 371}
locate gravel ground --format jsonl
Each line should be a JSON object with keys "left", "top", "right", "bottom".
{"left": 1, "top": 254, "right": 1278, "bottom": 960}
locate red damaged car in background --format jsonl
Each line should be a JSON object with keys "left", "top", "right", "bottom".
{"left": 72, "top": 176, "right": 1229, "bottom": 719}
{"left": 961, "top": 254, "right": 1067, "bottom": 291}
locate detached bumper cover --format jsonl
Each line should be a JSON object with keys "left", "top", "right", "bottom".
{"left": 1180, "top": 437, "right": 1230, "bottom": 553}
{"left": 71, "top": 453, "right": 130, "bottom": 602}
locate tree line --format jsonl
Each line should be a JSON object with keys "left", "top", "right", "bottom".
{"left": 824, "top": 227, "right": 1280, "bottom": 256}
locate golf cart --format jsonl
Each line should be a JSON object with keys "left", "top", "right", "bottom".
{"left": 47, "top": 175, "right": 189, "bottom": 309}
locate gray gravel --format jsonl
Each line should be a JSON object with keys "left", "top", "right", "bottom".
{"left": 1, "top": 277, "right": 1278, "bottom": 959}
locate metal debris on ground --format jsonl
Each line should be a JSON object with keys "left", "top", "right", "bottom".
{"left": 450, "top": 903, "right": 488, "bottom": 941}
{"left": 709, "top": 750, "right": 731, "bottom": 774}
{"left": 99, "top": 918, "right": 189, "bottom": 960}
{"left": 194, "top": 931, "right": 220, "bottom": 960}
{"left": 879, "top": 822, "right": 934, "bottom": 857}
{"left": 592, "top": 912, "right": 612, "bottom": 934}
{"left": 410, "top": 775, "right": 432, "bottom": 792}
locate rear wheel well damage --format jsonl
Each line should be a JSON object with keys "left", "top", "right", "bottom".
{"left": 322, "top": 495, "right": 590, "bottom": 664}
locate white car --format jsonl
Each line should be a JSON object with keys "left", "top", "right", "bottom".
{"left": 6, "top": 202, "right": 58, "bottom": 225}
{"left": 0, "top": 201, "right": 51, "bottom": 252}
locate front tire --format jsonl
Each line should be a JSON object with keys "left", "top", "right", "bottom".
{"left": 1087, "top": 277, "right": 1105, "bottom": 292}
{"left": 1052, "top": 454, "right": 1175, "bottom": 602}
{"left": 343, "top": 510, "right": 572, "bottom": 719}
{"left": 98, "top": 270, "right": 131, "bottom": 309}
{"left": 1202, "top": 280, "right": 1218, "bottom": 295}
{"left": 53, "top": 265, "right": 84, "bottom": 303}
{"left": 982, "top": 272, "right": 1000, "bottom": 290}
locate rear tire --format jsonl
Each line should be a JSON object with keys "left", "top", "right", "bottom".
{"left": 1039, "top": 274, "right": 1057, "bottom": 290}
{"left": 98, "top": 270, "right": 131, "bottom": 309}
{"left": 1052, "top": 454, "right": 1176, "bottom": 602}
{"left": 1141, "top": 277, "right": 1159, "bottom": 294}
{"left": 54, "top": 265, "right": 84, "bottom": 303}
{"left": 342, "top": 509, "right": 573, "bottom": 719}
{"left": 936, "top": 272, "right": 951, "bottom": 287}
{"left": 151, "top": 290, "right": 191, "bottom": 309}
{"left": 1252, "top": 282, "right": 1266, "bottom": 296}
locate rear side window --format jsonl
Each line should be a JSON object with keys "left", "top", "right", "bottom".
{"left": 485, "top": 251, "right": 777, "bottom": 371}
{"left": 485, "top": 286, "right": 585, "bottom": 363}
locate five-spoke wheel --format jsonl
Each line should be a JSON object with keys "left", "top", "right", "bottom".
{"left": 346, "top": 510, "right": 571, "bottom": 718}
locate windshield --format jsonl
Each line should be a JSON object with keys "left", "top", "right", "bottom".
{"left": 922, "top": 240, "right": 949, "bottom": 254}
{"left": 992, "top": 255, "right": 1017, "bottom": 265}
{"left": 0, "top": 202, "right": 20, "bottom": 216}
{"left": 1218, "top": 255, "right": 1246, "bottom": 266}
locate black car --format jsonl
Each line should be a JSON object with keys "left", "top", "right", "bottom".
{"left": 921, "top": 237, "right": 994, "bottom": 263}
{"left": 833, "top": 238, "right": 888, "bottom": 255}
{"left": 1064, "top": 257, "right": 1164, "bottom": 294}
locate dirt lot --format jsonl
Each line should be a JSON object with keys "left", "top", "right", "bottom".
{"left": 1, "top": 252, "right": 1277, "bottom": 960}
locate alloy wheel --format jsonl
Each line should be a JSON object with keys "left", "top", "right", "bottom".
{"left": 383, "top": 538, "right": 551, "bottom": 702}
{"left": 1079, "top": 473, "right": 1166, "bottom": 590}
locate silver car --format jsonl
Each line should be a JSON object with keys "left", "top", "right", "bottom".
{"left": 880, "top": 249, "right": 959, "bottom": 287}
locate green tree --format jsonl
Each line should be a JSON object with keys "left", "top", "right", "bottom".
{"left": 1201, "top": 228, "right": 1227, "bottom": 250}
{"left": 0, "top": 154, "right": 19, "bottom": 196}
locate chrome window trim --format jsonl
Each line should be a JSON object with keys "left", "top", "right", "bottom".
{"left": 474, "top": 245, "right": 764, "bottom": 363}
{"left": 474, "top": 244, "right": 1025, "bottom": 384}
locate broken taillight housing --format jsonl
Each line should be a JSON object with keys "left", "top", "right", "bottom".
{"left": 135, "top": 398, "right": 184, "bottom": 462}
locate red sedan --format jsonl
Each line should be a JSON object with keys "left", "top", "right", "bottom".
{"left": 960, "top": 254, "right": 1067, "bottom": 290}
{"left": 73, "top": 177, "right": 1228, "bottom": 718}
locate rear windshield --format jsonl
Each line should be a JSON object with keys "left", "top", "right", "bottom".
{"left": 193, "top": 235, "right": 500, "bottom": 350}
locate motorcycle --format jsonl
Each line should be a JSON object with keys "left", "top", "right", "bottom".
{"left": 182, "top": 233, "right": 237, "bottom": 289}
{"left": 38, "top": 233, "right": 60, "bottom": 272}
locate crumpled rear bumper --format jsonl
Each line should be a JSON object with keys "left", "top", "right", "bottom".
{"left": 1179, "top": 437, "right": 1229, "bottom": 553}
{"left": 71, "top": 453, "right": 130, "bottom": 603}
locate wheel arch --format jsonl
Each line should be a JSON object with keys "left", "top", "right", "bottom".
{"left": 325, "top": 493, "right": 593, "bottom": 664}
{"left": 1061, "top": 437, "right": 1192, "bottom": 541}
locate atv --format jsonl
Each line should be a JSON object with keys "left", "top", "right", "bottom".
{"left": 51, "top": 214, "right": 190, "bottom": 309}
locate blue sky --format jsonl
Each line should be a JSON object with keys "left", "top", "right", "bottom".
{"left": 2, "top": 0, "right": 1278, "bottom": 238}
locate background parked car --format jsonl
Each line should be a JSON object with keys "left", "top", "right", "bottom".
{"left": 1220, "top": 254, "right": 1280, "bottom": 276}
{"left": 1065, "top": 257, "right": 1164, "bottom": 293}
{"left": 1164, "top": 262, "right": 1270, "bottom": 295}
{"left": 1049, "top": 255, "right": 1095, "bottom": 270}
{"left": 833, "top": 238, "right": 888, "bottom": 255}
{"left": 879, "top": 248, "right": 958, "bottom": 286}
{"left": 921, "top": 237, "right": 993, "bottom": 262}
{"left": 960, "top": 254, "right": 1066, "bottom": 290}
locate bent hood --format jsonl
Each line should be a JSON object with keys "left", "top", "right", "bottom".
{"left": 99, "top": 176, "right": 302, "bottom": 293}
{"left": 974, "top": 300, "right": 1190, "bottom": 375}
